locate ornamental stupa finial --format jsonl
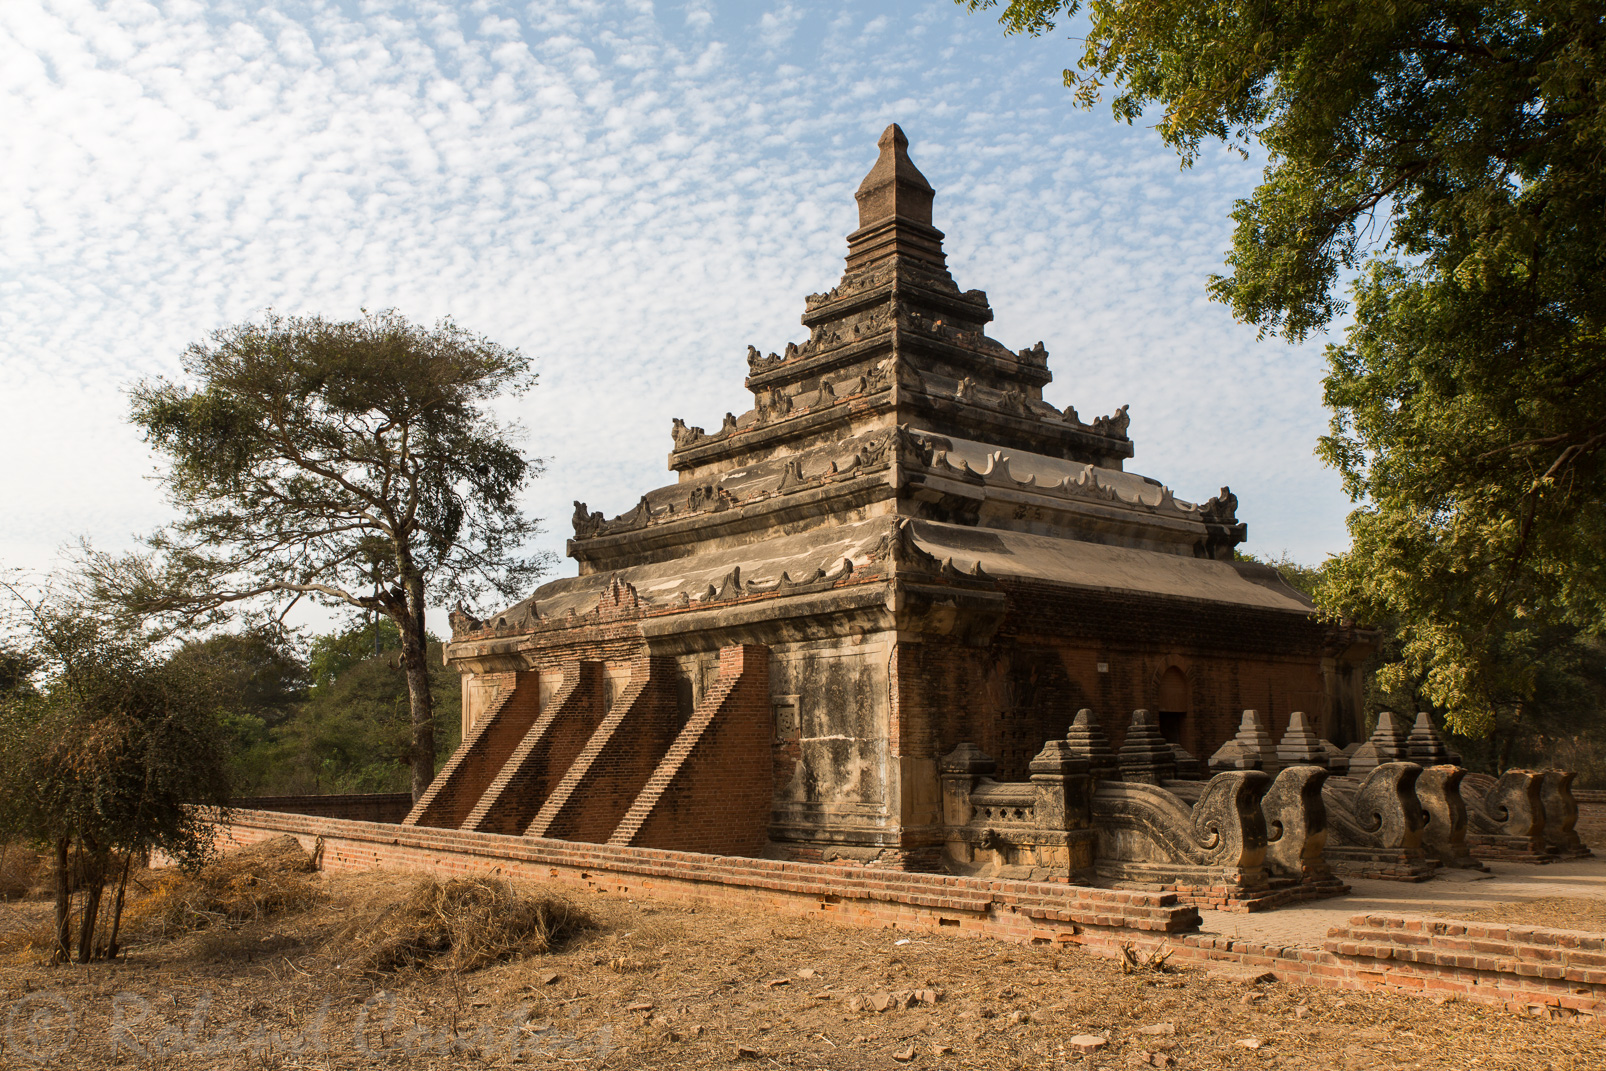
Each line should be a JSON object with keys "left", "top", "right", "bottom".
{"left": 847, "top": 124, "right": 945, "bottom": 272}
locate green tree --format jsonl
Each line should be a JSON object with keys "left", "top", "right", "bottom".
{"left": 263, "top": 635, "right": 462, "bottom": 795}
{"left": 962, "top": 1, "right": 1606, "bottom": 735}
{"left": 226, "top": 619, "right": 461, "bottom": 796}
{"left": 81, "top": 310, "right": 550, "bottom": 799}
{"left": 167, "top": 628, "right": 309, "bottom": 795}
{"left": 0, "top": 642, "right": 37, "bottom": 699}
{"left": 0, "top": 639, "right": 37, "bottom": 881}
{"left": 0, "top": 586, "right": 233, "bottom": 962}
{"left": 307, "top": 615, "right": 401, "bottom": 693}
{"left": 1236, "top": 549, "right": 1326, "bottom": 600}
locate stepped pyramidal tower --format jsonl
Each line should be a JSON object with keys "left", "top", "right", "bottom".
{"left": 427, "top": 126, "right": 1370, "bottom": 868}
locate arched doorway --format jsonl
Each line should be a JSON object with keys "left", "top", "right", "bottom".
{"left": 1156, "top": 666, "right": 1189, "bottom": 746}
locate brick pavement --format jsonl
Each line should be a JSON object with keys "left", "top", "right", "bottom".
{"left": 1197, "top": 857, "right": 1606, "bottom": 947}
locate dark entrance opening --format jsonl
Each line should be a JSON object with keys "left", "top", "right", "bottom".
{"left": 1157, "top": 667, "right": 1189, "bottom": 746}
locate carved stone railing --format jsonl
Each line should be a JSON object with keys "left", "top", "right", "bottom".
{"left": 1321, "top": 762, "right": 1439, "bottom": 881}
{"left": 942, "top": 710, "right": 1402, "bottom": 907}
{"left": 1416, "top": 764, "right": 1482, "bottom": 870}
{"left": 1260, "top": 765, "right": 1346, "bottom": 893}
{"left": 1460, "top": 770, "right": 1551, "bottom": 862}
{"left": 1087, "top": 710, "right": 1282, "bottom": 903}
{"left": 938, "top": 741, "right": 1095, "bottom": 880}
{"left": 1090, "top": 770, "right": 1272, "bottom": 898}
{"left": 1540, "top": 769, "right": 1592, "bottom": 859}
{"left": 969, "top": 780, "right": 1039, "bottom": 825}
{"left": 1323, "top": 712, "right": 1589, "bottom": 867}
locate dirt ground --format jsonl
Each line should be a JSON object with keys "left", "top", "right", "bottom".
{"left": 1445, "top": 896, "right": 1606, "bottom": 933}
{"left": 3, "top": 864, "right": 1605, "bottom": 1070}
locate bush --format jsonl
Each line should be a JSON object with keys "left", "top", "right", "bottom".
{"left": 0, "top": 845, "right": 42, "bottom": 902}
{"left": 338, "top": 876, "right": 591, "bottom": 973}
{"left": 125, "top": 836, "right": 323, "bottom": 938}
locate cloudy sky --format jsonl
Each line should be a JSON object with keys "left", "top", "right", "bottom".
{"left": 0, "top": 0, "right": 1354, "bottom": 631}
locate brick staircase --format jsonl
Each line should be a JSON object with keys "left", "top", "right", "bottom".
{"left": 609, "top": 645, "right": 771, "bottom": 855}
{"left": 525, "top": 654, "right": 680, "bottom": 842}
{"left": 404, "top": 676, "right": 533, "bottom": 829}
{"left": 461, "top": 661, "right": 606, "bottom": 835}
{"left": 409, "top": 645, "right": 775, "bottom": 857}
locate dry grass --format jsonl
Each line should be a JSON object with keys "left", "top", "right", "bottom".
{"left": 122, "top": 835, "right": 323, "bottom": 938}
{"left": 0, "top": 844, "right": 42, "bottom": 901}
{"left": 2, "top": 846, "right": 590, "bottom": 978}
{"left": 1, "top": 866, "right": 1604, "bottom": 1070}
{"left": 336, "top": 875, "right": 593, "bottom": 973}
{"left": 0, "top": 901, "right": 53, "bottom": 963}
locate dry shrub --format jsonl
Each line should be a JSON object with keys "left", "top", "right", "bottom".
{"left": 30, "top": 847, "right": 142, "bottom": 901}
{"left": 0, "top": 845, "right": 43, "bottom": 901}
{"left": 0, "top": 912, "right": 55, "bottom": 964}
{"left": 339, "top": 876, "right": 592, "bottom": 973}
{"left": 124, "top": 835, "right": 323, "bottom": 938}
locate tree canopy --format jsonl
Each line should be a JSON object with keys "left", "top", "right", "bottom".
{"left": 963, "top": 0, "right": 1606, "bottom": 735}
{"left": 82, "top": 310, "right": 549, "bottom": 798}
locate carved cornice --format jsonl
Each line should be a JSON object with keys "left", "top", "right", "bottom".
{"left": 581, "top": 424, "right": 1233, "bottom": 562}
{"left": 580, "top": 426, "right": 917, "bottom": 545}
{"left": 915, "top": 435, "right": 1198, "bottom": 522}
{"left": 449, "top": 576, "right": 646, "bottom": 642}
{"left": 569, "top": 477, "right": 890, "bottom": 570}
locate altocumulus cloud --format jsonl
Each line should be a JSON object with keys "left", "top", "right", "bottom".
{"left": 0, "top": 0, "right": 1348, "bottom": 627}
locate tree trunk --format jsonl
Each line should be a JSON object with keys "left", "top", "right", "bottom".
{"left": 77, "top": 875, "right": 103, "bottom": 964}
{"left": 77, "top": 843, "right": 105, "bottom": 963}
{"left": 397, "top": 573, "right": 436, "bottom": 802}
{"left": 1497, "top": 702, "right": 1523, "bottom": 775}
{"left": 106, "top": 851, "right": 134, "bottom": 960}
{"left": 52, "top": 837, "right": 71, "bottom": 964}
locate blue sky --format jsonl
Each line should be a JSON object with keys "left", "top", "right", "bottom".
{"left": 0, "top": 0, "right": 1352, "bottom": 630}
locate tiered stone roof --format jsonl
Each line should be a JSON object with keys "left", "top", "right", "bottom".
{"left": 452, "top": 126, "right": 1302, "bottom": 642}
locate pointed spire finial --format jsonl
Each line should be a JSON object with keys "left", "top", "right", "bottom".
{"left": 845, "top": 124, "right": 946, "bottom": 273}
{"left": 855, "top": 123, "right": 935, "bottom": 229}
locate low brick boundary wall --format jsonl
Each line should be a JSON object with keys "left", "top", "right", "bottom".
{"left": 1124, "top": 918, "right": 1606, "bottom": 1021}
{"left": 230, "top": 794, "right": 413, "bottom": 823}
{"left": 1575, "top": 789, "right": 1606, "bottom": 850}
{"left": 219, "top": 809, "right": 1198, "bottom": 938}
{"left": 215, "top": 810, "right": 1606, "bottom": 1021}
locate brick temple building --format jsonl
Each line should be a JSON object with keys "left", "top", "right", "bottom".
{"left": 415, "top": 125, "right": 1370, "bottom": 869}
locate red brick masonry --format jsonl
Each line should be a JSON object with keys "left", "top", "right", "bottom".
{"left": 230, "top": 793, "right": 414, "bottom": 823}
{"left": 217, "top": 809, "right": 1606, "bottom": 1021}
{"left": 1574, "top": 790, "right": 1606, "bottom": 850}
{"left": 1162, "top": 918, "right": 1606, "bottom": 1022}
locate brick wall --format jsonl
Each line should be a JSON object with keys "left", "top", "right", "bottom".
{"left": 232, "top": 793, "right": 413, "bottom": 823}
{"left": 1315, "top": 914, "right": 1605, "bottom": 1017}
{"left": 1129, "top": 917, "right": 1606, "bottom": 1021}
{"left": 463, "top": 661, "right": 607, "bottom": 835}
{"left": 999, "top": 580, "right": 1328, "bottom": 658}
{"left": 896, "top": 637, "right": 1333, "bottom": 785}
{"left": 404, "top": 670, "right": 527, "bottom": 829}
{"left": 527, "top": 653, "right": 681, "bottom": 843}
{"left": 217, "top": 807, "right": 1197, "bottom": 942}
{"left": 997, "top": 580, "right": 1335, "bottom": 758}
{"left": 609, "top": 645, "right": 773, "bottom": 856}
